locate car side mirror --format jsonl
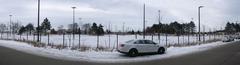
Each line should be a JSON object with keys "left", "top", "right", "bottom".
{"left": 153, "top": 43, "right": 157, "bottom": 45}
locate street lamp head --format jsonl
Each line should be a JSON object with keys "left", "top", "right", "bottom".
{"left": 9, "top": 15, "right": 12, "bottom": 16}
{"left": 199, "top": 6, "right": 204, "bottom": 8}
{"left": 72, "top": 7, "right": 76, "bottom": 9}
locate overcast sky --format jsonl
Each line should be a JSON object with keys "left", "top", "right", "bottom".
{"left": 0, "top": 0, "right": 239, "bottom": 31}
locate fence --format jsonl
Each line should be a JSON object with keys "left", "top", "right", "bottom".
{"left": 0, "top": 33, "right": 224, "bottom": 51}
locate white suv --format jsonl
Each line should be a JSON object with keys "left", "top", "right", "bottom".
{"left": 117, "top": 39, "right": 166, "bottom": 57}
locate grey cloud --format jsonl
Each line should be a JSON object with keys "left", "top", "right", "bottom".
{"left": 0, "top": 0, "right": 238, "bottom": 31}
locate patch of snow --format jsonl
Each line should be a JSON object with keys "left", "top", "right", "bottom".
{"left": 0, "top": 39, "right": 234, "bottom": 63}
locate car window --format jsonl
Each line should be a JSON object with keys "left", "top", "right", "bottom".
{"left": 134, "top": 40, "right": 155, "bottom": 44}
{"left": 135, "top": 40, "right": 144, "bottom": 44}
{"left": 134, "top": 41, "right": 137, "bottom": 44}
{"left": 143, "top": 40, "right": 148, "bottom": 44}
{"left": 144, "top": 40, "right": 155, "bottom": 44}
{"left": 134, "top": 41, "right": 139, "bottom": 44}
{"left": 139, "top": 40, "right": 144, "bottom": 44}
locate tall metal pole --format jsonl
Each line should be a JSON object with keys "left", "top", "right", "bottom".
{"left": 72, "top": 7, "right": 76, "bottom": 46}
{"left": 198, "top": 6, "right": 204, "bottom": 42}
{"left": 9, "top": 15, "right": 12, "bottom": 37}
{"left": 158, "top": 10, "right": 161, "bottom": 44}
{"left": 122, "top": 22, "right": 125, "bottom": 33}
{"left": 78, "top": 18, "right": 81, "bottom": 49}
{"left": 37, "top": 0, "right": 40, "bottom": 42}
{"left": 143, "top": 4, "right": 146, "bottom": 39}
{"left": 78, "top": 28, "right": 81, "bottom": 49}
{"left": 203, "top": 25, "right": 205, "bottom": 42}
{"left": 108, "top": 22, "right": 111, "bottom": 48}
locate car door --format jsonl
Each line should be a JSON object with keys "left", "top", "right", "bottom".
{"left": 141, "top": 40, "right": 153, "bottom": 53}
{"left": 134, "top": 40, "right": 147, "bottom": 53}
{"left": 141, "top": 40, "right": 151, "bottom": 52}
{"left": 145, "top": 40, "right": 159, "bottom": 52}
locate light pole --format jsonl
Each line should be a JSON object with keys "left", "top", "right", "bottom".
{"left": 143, "top": 4, "right": 146, "bottom": 39}
{"left": 122, "top": 22, "right": 125, "bottom": 33}
{"left": 158, "top": 10, "right": 161, "bottom": 44}
{"left": 78, "top": 18, "right": 81, "bottom": 49}
{"left": 72, "top": 6, "right": 76, "bottom": 46}
{"left": 203, "top": 25, "right": 205, "bottom": 42}
{"left": 198, "top": 6, "right": 204, "bottom": 42}
{"left": 37, "top": 0, "right": 40, "bottom": 42}
{"left": 9, "top": 15, "right": 12, "bottom": 37}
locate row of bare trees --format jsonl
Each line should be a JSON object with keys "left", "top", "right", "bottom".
{"left": 0, "top": 21, "right": 21, "bottom": 39}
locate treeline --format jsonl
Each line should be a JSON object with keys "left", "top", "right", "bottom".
{"left": 19, "top": 18, "right": 52, "bottom": 35}
{"left": 60, "top": 22, "right": 105, "bottom": 35}
{"left": 146, "top": 21, "right": 196, "bottom": 35}
{"left": 1, "top": 18, "right": 198, "bottom": 36}
{"left": 17, "top": 18, "right": 106, "bottom": 35}
{"left": 0, "top": 21, "right": 21, "bottom": 37}
{"left": 224, "top": 22, "right": 240, "bottom": 34}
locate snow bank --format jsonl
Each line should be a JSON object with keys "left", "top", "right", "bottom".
{"left": 0, "top": 39, "right": 232, "bottom": 63}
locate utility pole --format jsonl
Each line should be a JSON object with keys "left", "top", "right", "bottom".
{"left": 143, "top": 4, "right": 146, "bottom": 39}
{"left": 122, "top": 22, "right": 125, "bottom": 33}
{"left": 78, "top": 28, "right": 81, "bottom": 49}
{"left": 198, "top": 6, "right": 204, "bottom": 42}
{"left": 9, "top": 15, "right": 12, "bottom": 37}
{"left": 72, "top": 6, "right": 76, "bottom": 47}
{"left": 78, "top": 18, "right": 81, "bottom": 49}
{"left": 108, "top": 22, "right": 111, "bottom": 48}
{"left": 203, "top": 25, "right": 205, "bottom": 42}
{"left": 37, "top": 0, "right": 40, "bottom": 42}
{"left": 158, "top": 10, "right": 161, "bottom": 44}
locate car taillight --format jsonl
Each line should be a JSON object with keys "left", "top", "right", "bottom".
{"left": 120, "top": 44, "right": 125, "bottom": 47}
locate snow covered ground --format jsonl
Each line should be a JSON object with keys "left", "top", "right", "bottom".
{"left": 0, "top": 39, "right": 233, "bottom": 63}
{"left": 0, "top": 34, "right": 223, "bottom": 48}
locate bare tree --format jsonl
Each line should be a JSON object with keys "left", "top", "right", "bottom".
{"left": 0, "top": 23, "right": 7, "bottom": 39}
{"left": 81, "top": 23, "right": 91, "bottom": 34}
{"left": 57, "top": 25, "right": 65, "bottom": 34}
{"left": 68, "top": 23, "right": 79, "bottom": 34}
{"left": 11, "top": 22, "right": 22, "bottom": 39}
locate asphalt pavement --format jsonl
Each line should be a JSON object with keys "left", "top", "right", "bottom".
{"left": 1, "top": 41, "right": 240, "bottom": 65}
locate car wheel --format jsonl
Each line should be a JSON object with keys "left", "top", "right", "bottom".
{"left": 128, "top": 49, "right": 138, "bottom": 57}
{"left": 158, "top": 47, "right": 165, "bottom": 54}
